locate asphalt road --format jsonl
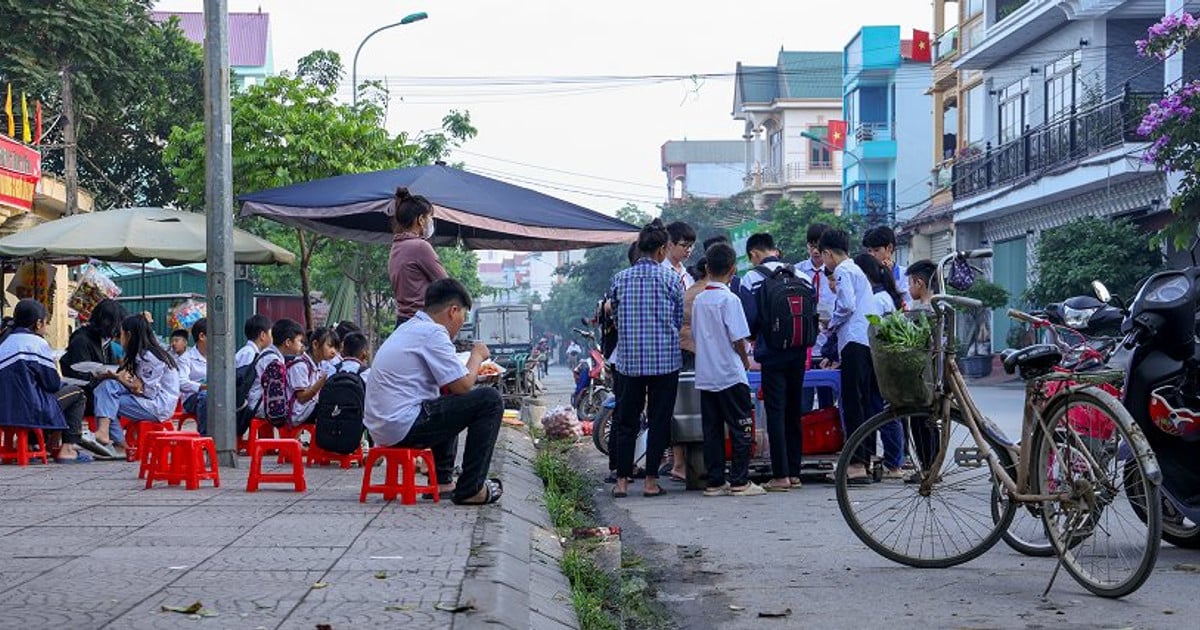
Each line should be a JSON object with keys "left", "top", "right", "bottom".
{"left": 555, "top": 378, "right": 1200, "bottom": 630}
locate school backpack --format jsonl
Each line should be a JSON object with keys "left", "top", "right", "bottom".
{"left": 753, "top": 264, "right": 818, "bottom": 351}
{"left": 259, "top": 356, "right": 293, "bottom": 428}
{"left": 313, "top": 364, "right": 367, "bottom": 454}
{"left": 235, "top": 352, "right": 267, "bottom": 435}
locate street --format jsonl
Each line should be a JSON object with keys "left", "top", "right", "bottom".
{"left": 564, "top": 379, "right": 1200, "bottom": 630}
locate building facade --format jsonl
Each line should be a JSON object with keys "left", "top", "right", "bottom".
{"left": 660, "top": 140, "right": 746, "bottom": 204}
{"left": 842, "top": 26, "right": 935, "bottom": 227}
{"left": 732, "top": 52, "right": 845, "bottom": 212}
{"left": 151, "top": 11, "right": 274, "bottom": 88}
{"left": 921, "top": 0, "right": 1200, "bottom": 350}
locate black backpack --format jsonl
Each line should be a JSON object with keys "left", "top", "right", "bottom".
{"left": 313, "top": 364, "right": 367, "bottom": 454}
{"left": 235, "top": 351, "right": 267, "bottom": 435}
{"left": 753, "top": 264, "right": 818, "bottom": 351}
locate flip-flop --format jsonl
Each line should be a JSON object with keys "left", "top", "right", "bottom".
{"left": 612, "top": 487, "right": 628, "bottom": 498}
{"left": 453, "top": 478, "right": 503, "bottom": 505}
{"left": 79, "top": 436, "right": 118, "bottom": 460}
{"left": 763, "top": 484, "right": 790, "bottom": 492}
{"left": 668, "top": 473, "right": 687, "bottom": 483}
{"left": 642, "top": 486, "right": 668, "bottom": 498}
{"left": 55, "top": 451, "right": 94, "bottom": 464}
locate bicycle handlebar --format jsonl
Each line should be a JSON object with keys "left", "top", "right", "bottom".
{"left": 961, "top": 249, "right": 994, "bottom": 260}
{"left": 1007, "top": 309, "right": 1047, "bottom": 326}
{"left": 931, "top": 294, "right": 983, "bottom": 310}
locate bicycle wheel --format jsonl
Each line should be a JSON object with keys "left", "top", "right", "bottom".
{"left": 592, "top": 407, "right": 613, "bottom": 456}
{"left": 836, "top": 408, "right": 1014, "bottom": 568}
{"left": 1031, "top": 387, "right": 1161, "bottom": 598}
{"left": 993, "top": 450, "right": 1056, "bottom": 557}
{"left": 1123, "top": 471, "right": 1200, "bottom": 549}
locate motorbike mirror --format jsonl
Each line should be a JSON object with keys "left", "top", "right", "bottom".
{"left": 1092, "top": 280, "right": 1112, "bottom": 303}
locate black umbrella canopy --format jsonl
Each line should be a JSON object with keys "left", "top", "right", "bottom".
{"left": 238, "top": 164, "right": 641, "bottom": 251}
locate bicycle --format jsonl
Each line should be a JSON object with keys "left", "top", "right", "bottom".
{"left": 834, "top": 250, "right": 1163, "bottom": 598}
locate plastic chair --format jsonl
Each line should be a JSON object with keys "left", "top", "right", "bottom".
{"left": 359, "top": 447, "right": 438, "bottom": 505}
{"left": 0, "top": 428, "right": 49, "bottom": 466}
{"left": 246, "top": 439, "right": 306, "bottom": 492}
{"left": 144, "top": 435, "right": 220, "bottom": 490}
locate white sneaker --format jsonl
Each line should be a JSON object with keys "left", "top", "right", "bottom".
{"left": 703, "top": 483, "right": 730, "bottom": 497}
{"left": 730, "top": 482, "right": 767, "bottom": 497}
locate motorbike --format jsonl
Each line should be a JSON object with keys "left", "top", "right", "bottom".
{"left": 1094, "top": 265, "right": 1200, "bottom": 548}
{"left": 571, "top": 319, "right": 612, "bottom": 421}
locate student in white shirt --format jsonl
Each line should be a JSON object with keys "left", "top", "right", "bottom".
{"left": 309, "top": 327, "right": 342, "bottom": 378}
{"left": 796, "top": 223, "right": 837, "bottom": 413}
{"left": 863, "top": 226, "right": 909, "bottom": 303}
{"left": 288, "top": 327, "right": 331, "bottom": 426}
{"left": 855, "top": 253, "right": 907, "bottom": 478}
{"left": 820, "top": 229, "right": 879, "bottom": 483}
{"left": 92, "top": 315, "right": 181, "bottom": 455}
{"left": 235, "top": 314, "right": 273, "bottom": 368}
{"left": 336, "top": 331, "right": 372, "bottom": 381}
{"left": 179, "top": 318, "right": 209, "bottom": 434}
{"left": 661, "top": 221, "right": 696, "bottom": 291}
{"left": 692, "top": 243, "right": 764, "bottom": 497}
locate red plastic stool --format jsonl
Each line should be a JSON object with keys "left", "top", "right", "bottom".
{"left": 359, "top": 447, "right": 438, "bottom": 505}
{"left": 171, "top": 401, "right": 197, "bottom": 431}
{"left": 138, "top": 430, "right": 199, "bottom": 479}
{"left": 122, "top": 419, "right": 174, "bottom": 462}
{"left": 145, "top": 435, "right": 220, "bottom": 490}
{"left": 239, "top": 418, "right": 278, "bottom": 456}
{"left": 0, "top": 428, "right": 49, "bottom": 466}
{"left": 307, "top": 442, "right": 364, "bottom": 469}
{"left": 247, "top": 439, "right": 306, "bottom": 492}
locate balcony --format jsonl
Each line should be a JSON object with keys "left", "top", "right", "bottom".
{"left": 854, "top": 122, "right": 893, "bottom": 143}
{"left": 952, "top": 89, "right": 1157, "bottom": 199}
{"left": 755, "top": 162, "right": 841, "bottom": 188}
{"left": 995, "top": 0, "right": 1033, "bottom": 22}
{"left": 934, "top": 27, "right": 959, "bottom": 64}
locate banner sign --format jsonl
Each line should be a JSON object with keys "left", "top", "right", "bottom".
{"left": 0, "top": 134, "right": 41, "bottom": 211}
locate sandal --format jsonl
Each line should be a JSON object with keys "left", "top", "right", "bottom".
{"left": 642, "top": 486, "right": 668, "bottom": 498}
{"left": 612, "top": 486, "right": 628, "bottom": 498}
{"left": 453, "top": 478, "right": 503, "bottom": 505}
{"left": 668, "top": 472, "right": 687, "bottom": 483}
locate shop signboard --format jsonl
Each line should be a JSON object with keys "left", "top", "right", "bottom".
{"left": 729, "top": 220, "right": 762, "bottom": 273}
{"left": 0, "top": 134, "right": 41, "bottom": 211}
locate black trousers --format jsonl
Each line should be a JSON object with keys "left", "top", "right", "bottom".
{"left": 613, "top": 370, "right": 678, "bottom": 479}
{"left": 56, "top": 384, "right": 86, "bottom": 445}
{"left": 701, "top": 384, "right": 754, "bottom": 487}
{"left": 761, "top": 357, "right": 805, "bottom": 478}
{"left": 606, "top": 371, "right": 620, "bottom": 472}
{"left": 391, "top": 387, "right": 503, "bottom": 503}
{"left": 840, "top": 342, "right": 875, "bottom": 465}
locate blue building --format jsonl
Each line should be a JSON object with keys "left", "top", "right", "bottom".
{"left": 842, "top": 26, "right": 933, "bottom": 226}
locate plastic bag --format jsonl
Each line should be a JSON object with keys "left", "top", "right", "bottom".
{"left": 68, "top": 264, "right": 121, "bottom": 322}
{"left": 541, "top": 405, "right": 583, "bottom": 440}
{"left": 167, "top": 298, "right": 207, "bottom": 331}
{"left": 7, "top": 261, "right": 56, "bottom": 313}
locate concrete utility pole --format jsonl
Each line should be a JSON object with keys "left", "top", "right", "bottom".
{"left": 1165, "top": 0, "right": 1184, "bottom": 200}
{"left": 204, "top": 0, "right": 237, "bottom": 467}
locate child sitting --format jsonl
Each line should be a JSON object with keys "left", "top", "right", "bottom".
{"left": 286, "top": 326, "right": 329, "bottom": 426}
{"left": 169, "top": 329, "right": 190, "bottom": 359}
{"left": 0, "top": 300, "right": 91, "bottom": 463}
{"left": 93, "top": 314, "right": 181, "bottom": 456}
{"left": 692, "top": 243, "right": 765, "bottom": 497}
{"left": 309, "top": 327, "right": 341, "bottom": 378}
{"left": 337, "top": 332, "right": 371, "bottom": 379}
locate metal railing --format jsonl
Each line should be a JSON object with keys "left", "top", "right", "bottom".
{"left": 854, "top": 122, "right": 892, "bottom": 142}
{"left": 935, "top": 27, "right": 959, "bottom": 63}
{"left": 951, "top": 87, "right": 1157, "bottom": 199}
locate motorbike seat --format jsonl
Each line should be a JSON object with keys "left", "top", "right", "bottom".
{"left": 1000, "top": 344, "right": 1062, "bottom": 379}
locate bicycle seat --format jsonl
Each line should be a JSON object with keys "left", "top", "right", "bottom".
{"left": 1000, "top": 344, "right": 1062, "bottom": 379}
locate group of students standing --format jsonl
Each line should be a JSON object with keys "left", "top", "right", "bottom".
{"left": 602, "top": 218, "right": 943, "bottom": 497}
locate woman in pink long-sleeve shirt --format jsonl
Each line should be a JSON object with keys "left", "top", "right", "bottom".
{"left": 389, "top": 187, "right": 448, "bottom": 326}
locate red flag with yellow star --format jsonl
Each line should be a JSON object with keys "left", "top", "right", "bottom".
{"left": 912, "top": 29, "right": 932, "bottom": 63}
{"left": 828, "top": 120, "right": 847, "bottom": 150}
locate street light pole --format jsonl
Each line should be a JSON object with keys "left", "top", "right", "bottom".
{"left": 350, "top": 11, "right": 428, "bottom": 107}
{"left": 348, "top": 11, "right": 428, "bottom": 328}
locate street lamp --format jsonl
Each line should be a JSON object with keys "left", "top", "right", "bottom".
{"left": 351, "top": 11, "right": 429, "bottom": 106}
{"left": 800, "top": 130, "right": 884, "bottom": 223}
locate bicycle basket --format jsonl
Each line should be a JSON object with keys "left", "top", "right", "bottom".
{"left": 869, "top": 327, "right": 935, "bottom": 408}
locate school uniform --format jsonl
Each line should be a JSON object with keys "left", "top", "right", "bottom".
{"left": 692, "top": 281, "right": 754, "bottom": 489}
{"left": 0, "top": 329, "right": 83, "bottom": 450}
{"left": 828, "top": 258, "right": 880, "bottom": 465}
{"left": 178, "top": 345, "right": 208, "bottom": 434}
{"left": 234, "top": 340, "right": 260, "bottom": 368}
{"left": 94, "top": 350, "right": 181, "bottom": 444}
{"left": 288, "top": 353, "right": 322, "bottom": 426}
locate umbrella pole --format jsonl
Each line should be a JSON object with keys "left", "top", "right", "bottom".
{"left": 141, "top": 262, "right": 147, "bottom": 317}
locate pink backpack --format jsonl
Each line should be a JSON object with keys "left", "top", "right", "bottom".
{"left": 260, "top": 357, "right": 293, "bottom": 427}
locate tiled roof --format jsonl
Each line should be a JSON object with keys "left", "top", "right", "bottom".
{"left": 151, "top": 11, "right": 270, "bottom": 68}
{"left": 736, "top": 64, "right": 779, "bottom": 104}
{"left": 777, "top": 51, "right": 842, "bottom": 99}
{"left": 662, "top": 141, "right": 745, "bottom": 165}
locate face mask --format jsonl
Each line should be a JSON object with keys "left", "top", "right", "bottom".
{"left": 422, "top": 215, "right": 436, "bottom": 240}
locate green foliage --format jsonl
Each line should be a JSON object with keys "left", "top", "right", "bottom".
{"left": 765, "top": 194, "right": 863, "bottom": 263}
{"left": 166, "top": 50, "right": 478, "bottom": 329}
{"left": 1027, "top": 217, "right": 1161, "bottom": 306}
{"left": 659, "top": 193, "right": 754, "bottom": 262}
{"left": 951, "top": 278, "right": 1010, "bottom": 309}
{"left": 0, "top": 4, "right": 205, "bottom": 206}
{"left": 867, "top": 312, "right": 931, "bottom": 349}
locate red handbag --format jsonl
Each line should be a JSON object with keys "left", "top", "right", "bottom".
{"left": 801, "top": 407, "right": 844, "bottom": 455}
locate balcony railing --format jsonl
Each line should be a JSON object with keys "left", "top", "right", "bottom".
{"left": 934, "top": 27, "right": 959, "bottom": 63}
{"left": 995, "top": 0, "right": 1032, "bottom": 23}
{"left": 755, "top": 162, "right": 841, "bottom": 187}
{"left": 952, "top": 88, "right": 1156, "bottom": 199}
{"left": 854, "top": 122, "right": 892, "bottom": 143}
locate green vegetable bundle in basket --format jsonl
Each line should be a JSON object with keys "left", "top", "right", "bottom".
{"left": 867, "top": 312, "right": 935, "bottom": 409}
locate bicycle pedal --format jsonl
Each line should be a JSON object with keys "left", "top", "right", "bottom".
{"left": 953, "top": 447, "right": 985, "bottom": 467}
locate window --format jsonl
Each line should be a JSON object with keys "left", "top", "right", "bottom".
{"left": 845, "top": 90, "right": 859, "bottom": 134}
{"left": 965, "top": 83, "right": 986, "bottom": 147}
{"left": 1045, "top": 51, "right": 1082, "bottom": 122}
{"left": 964, "top": 0, "right": 983, "bottom": 19}
{"left": 997, "top": 78, "right": 1029, "bottom": 143}
{"left": 769, "top": 129, "right": 783, "bottom": 174}
{"left": 808, "top": 126, "right": 832, "bottom": 170}
{"left": 962, "top": 21, "right": 983, "bottom": 53}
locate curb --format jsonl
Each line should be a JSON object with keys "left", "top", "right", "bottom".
{"left": 455, "top": 426, "right": 580, "bottom": 630}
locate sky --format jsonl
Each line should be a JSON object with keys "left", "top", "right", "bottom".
{"left": 154, "top": 0, "right": 931, "bottom": 218}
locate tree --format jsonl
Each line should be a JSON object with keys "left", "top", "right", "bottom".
{"left": 660, "top": 193, "right": 756, "bottom": 263}
{"left": 1135, "top": 12, "right": 1200, "bottom": 246}
{"left": 167, "top": 50, "right": 478, "bottom": 328}
{"left": 764, "top": 193, "right": 863, "bottom": 263}
{"left": 1027, "top": 217, "right": 1162, "bottom": 306}
{"left": 0, "top": 3, "right": 204, "bottom": 208}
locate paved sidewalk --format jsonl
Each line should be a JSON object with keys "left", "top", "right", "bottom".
{"left": 0, "top": 423, "right": 576, "bottom": 629}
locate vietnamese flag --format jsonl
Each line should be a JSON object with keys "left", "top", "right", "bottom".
{"left": 828, "top": 120, "right": 847, "bottom": 150}
{"left": 912, "top": 29, "right": 932, "bottom": 63}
